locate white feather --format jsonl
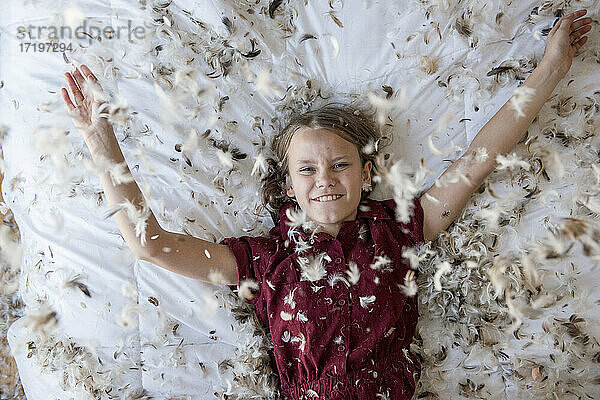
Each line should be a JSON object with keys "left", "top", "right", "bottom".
{"left": 399, "top": 279, "right": 418, "bottom": 297}
{"left": 238, "top": 278, "right": 259, "bottom": 301}
{"left": 298, "top": 252, "right": 329, "bottom": 282}
{"left": 345, "top": 261, "right": 360, "bottom": 285}
{"left": 327, "top": 272, "right": 351, "bottom": 288}
{"left": 359, "top": 295, "right": 376, "bottom": 308}
{"left": 509, "top": 86, "right": 536, "bottom": 119}
{"left": 251, "top": 153, "right": 269, "bottom": 177}
{"left": 495, "top": 152, "right": 531, "bottom": 171}
{"left": 284, "top": 286, "right": 298, "bottom": 309}
{"left": 280, "top": 311, "right": 293, "bottom": 321}
{"left": 437, "top": 113, "right": 456, "bottom": 133}
{"left": 433, "top": 261, "right": 452, "bottom": 291}
{"left": 215, "top": 148, "right": 234, "bottom": 168}
{"left": 296, "top": 311, "right": 308, "bottom": 323}
{"left": 370, "top": 254, "right": 392, "bottom": 271}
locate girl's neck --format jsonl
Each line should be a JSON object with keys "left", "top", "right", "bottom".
{"left": 315, "top": 209, "right": 358, "bottom": 238}
{"left": 317, "top": 223, "right": 340, "bottom": 238}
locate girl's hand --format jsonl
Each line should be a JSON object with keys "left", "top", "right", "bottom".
{"left": 542, "top": 9, "right": 593, "bottom": 78}
{"left": 61, "top": 65, "right": 115, "bottom": 156}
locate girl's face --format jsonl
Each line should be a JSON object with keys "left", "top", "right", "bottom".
{"left": 285, "top": 127, "right": 372, "bottom": 237}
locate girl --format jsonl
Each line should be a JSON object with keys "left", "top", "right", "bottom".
{"left": 61, "top": 10, "right": 592, "bottom": 400}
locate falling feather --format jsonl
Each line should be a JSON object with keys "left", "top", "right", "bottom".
{"left": 399, "top": 277, "right": 417, "bottom": 297}
{"left": 255, "top": 69, "right": 283, "bottom": 98}
{"left": 398, "top": 270, "right": 417, "bottom": 297}
{"left": 401, "top": 247, "right": 422, "bottom": 269}
{"left": 327, "top": 34, "right": 340, "bottom": 58}
{"left": 423, "top": 192, "right": 441, "bottom": 205}
{"left": 495, "top": 152, "right": 531, "bottom": 171}
{"left": 437, "top": 113, "right": 456, "bottom": 133}
{"left": 427, "top": 134, "right": 454, "bottom": 156}
{"left": 215, "top": 148, "right": 234, "bottom": 168}
{"left": 84, "top": 154, "right": 135, "bottom": 185}
{"left": 63, "top": 275, "right": 91, "bottom": 297}
{"left": 473, "top": 146, "right": 489, "bottom": 163}
{"left": 23, "top": 304, "right": 59, "bottom": 336}
{"left": 373, "top": 155, "right": 420, "bottom": 223}
{"left": 367, "top": 89, "right": 408, "bottom": 125}
{"left": 208, "top": 270, "right": 228, "bottom": 285}
{"left": 509, "top": 86, "right": 536, "bottom": 118}
{"left": 238, "top": 279, "right": 259, "bottom": 300}
{"left": 251, "top": 153, "right": 269, "bottom": 177}
{"left": 370, "top": 254, "right": 392, "bottom": 271}
{"left": 60, "top": 2, "right": 86, "bottom": 30}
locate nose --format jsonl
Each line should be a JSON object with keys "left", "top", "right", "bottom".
{"left": 315, "top": 168, "right": 336, "bottom": 188}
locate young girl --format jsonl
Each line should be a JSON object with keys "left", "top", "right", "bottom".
{"left": 60, "top": 10, "right": 592, "bottom": 400}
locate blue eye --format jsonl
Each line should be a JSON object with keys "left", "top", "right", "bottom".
{"left": 300, "top": 163, "right": 348, "bottom": 173}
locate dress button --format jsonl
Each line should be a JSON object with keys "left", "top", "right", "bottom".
{"left": 338, "top": 344, "right": 346, "bottom": 352}
{"left": 335, "top": 257, "right": 342, "bottom": 264}
{"left": 337, "top": 299, "right": 346, "bottom": 306}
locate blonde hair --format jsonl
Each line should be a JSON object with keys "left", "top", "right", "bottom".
{"left": 261, "top": 101, "right": 392, "bottom": 224}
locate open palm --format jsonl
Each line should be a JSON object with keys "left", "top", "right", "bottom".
{"left": 61, "top": 65, "right": 115, "bottom": 156}
{"left": 543, "top": 10, "right": 592, "bottom": 77}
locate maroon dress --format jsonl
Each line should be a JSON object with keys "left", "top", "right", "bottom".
{"left": 220, "top": 197, "right": 425, "bottom": 399}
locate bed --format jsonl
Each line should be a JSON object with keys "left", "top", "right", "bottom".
{"left": 2, "top": 0, "right": 599, "bottom": 398}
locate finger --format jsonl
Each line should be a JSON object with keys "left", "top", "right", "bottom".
{"left": 72, "top": 67, "right": 86, "bottom": 91}
{"left": 74, "top": 67, "right": 96, "bottom": 99}
{"left": 570, "top": 17, "right": 592, "bottom": 31}
{"left": 80, "top": 64, "right": 99, "bottom": 83}
{"left": 61, "top": 87, "right": 76, "bottom": 111}
{"left": 567, "top": 9, "right": 587, "bottom": 20}
{"left": 559, "top": 10, "right": 587, "bottom": 32}
{"left": 64, "top": 72, "right": 84, "bottom": 105}
{"left": 570, "top": 25, "right": 592, "bottom": 43}
{"left": 574, "top": 35, "right": 588, "bottom": 51}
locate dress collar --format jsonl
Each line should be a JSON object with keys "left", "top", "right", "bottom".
{"left": 278, "top": 198, "right": 391, "bottom": 244}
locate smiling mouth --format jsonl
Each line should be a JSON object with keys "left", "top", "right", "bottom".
{"left": 312, "top": 194, "right": 344, "bottom": 202}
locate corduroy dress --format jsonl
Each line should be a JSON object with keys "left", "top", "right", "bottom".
{"left": 220, "top": 196, "right": 425, "bottom": 399}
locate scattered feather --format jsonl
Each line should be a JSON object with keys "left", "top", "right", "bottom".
{"left": 509, "top": 86, "right": 536, "bottom": 118}
{"left": 433, "top": 261, "right": 452, "bottom": 291}
{"left": 345, "top": 261, "right": 360, "bottom": 285}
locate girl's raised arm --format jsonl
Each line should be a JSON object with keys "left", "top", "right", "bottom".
{"left": 62, "top": 65, "right": 238, "bottom": 285}
{"left": 420, "top": 10, "right": 593, "bottom": 242}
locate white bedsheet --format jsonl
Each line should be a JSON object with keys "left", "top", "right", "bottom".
{"left": 1, "top": 0, "right": 599, "bottom": 398}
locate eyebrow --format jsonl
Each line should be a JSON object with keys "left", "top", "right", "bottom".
{"left": 295, "top": 156, "right": 349, "bottom": 165}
